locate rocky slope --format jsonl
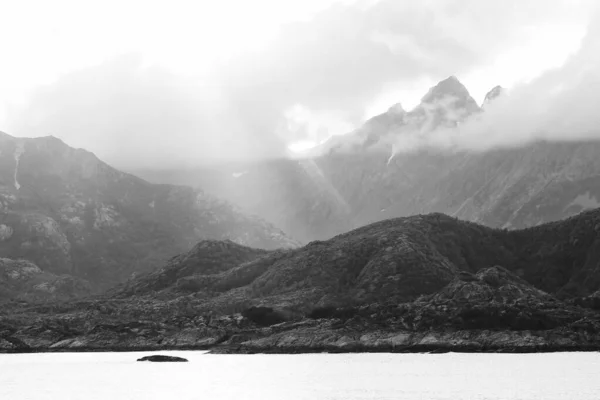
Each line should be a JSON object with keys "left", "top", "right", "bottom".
{"left": 0, "top": 257, "right": 90, "bottom": 302}
{"left": 114, "top": 209, "right": 600, "bottom": 304}
{"left": 0, "top": 131, "right": 298, "bottom": 293}
{"left": 3, "top": 210, "right": 600, "bottom": 353}
{"left": 215, "top": 266, "right": 600, "bottom": 354}
{"left": 136, "top": 77, "right": 600, "bottom": 244}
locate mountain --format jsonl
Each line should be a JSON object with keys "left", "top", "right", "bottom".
{"left": 415, "top": 75, "right": 481, "bottom": 126}
{"left": 482, "top": 85, "right": 504, "bottom": 107}
{"left": 115, "top": 209, "right": 600, "bottom": 305}
{"left": 3, "top": 211, "right": 600, "bottom": 353}
{"left": 135, "top": 78, "right": 600, "bottom": 244}
{"left": 0, "top": 131, "right": 298, "bottom": 293}
{"left": 139, "top": 140, "right": 600, "bottom": 244}
{"left": 322, "top": 76, "right": 481, "bottom": 152}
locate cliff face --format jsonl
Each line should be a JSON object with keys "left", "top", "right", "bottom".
{"left": 0, "top": 132, "right": 298, "bottom": 292}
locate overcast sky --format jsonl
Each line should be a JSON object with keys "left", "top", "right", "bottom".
{"left": 0, "top": 0, "right": 595, "bottom": 168}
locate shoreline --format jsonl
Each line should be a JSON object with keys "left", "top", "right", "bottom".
{"left": 2, "top": 343, "right": 600, "bottom": 355}
{"left": 208, "top": 343, "right": 600, "bottom": 354}
{"left": 0, "top": 344, "right": 213, "bottom": 354}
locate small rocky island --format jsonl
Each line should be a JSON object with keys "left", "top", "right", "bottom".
{"left": 137, "top": 355, "right": 188, "bottom": 362}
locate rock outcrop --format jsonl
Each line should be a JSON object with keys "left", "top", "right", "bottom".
{"left": 137, "top": 355, "right": 188, "bottom": 362}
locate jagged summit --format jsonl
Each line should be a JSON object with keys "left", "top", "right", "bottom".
{"left": 417, "top": 76, "right": 481, "bottom": 116}
{"left": 410, "top": 76, "right": 481, "bottom": 130}
{"left": 421, "top": 76, "right": 469, "bottom": 103}
{"left": 323, "top": 76, "right": 483, "bottom": 153}
{"left": 482, "top": 85, "right": 505, "bottom": 107}
{"left": 387, "top": 102, "right": 406, "bottom": 114}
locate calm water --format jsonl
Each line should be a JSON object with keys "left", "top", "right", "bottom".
{"left": 1, "top": 351, "right": 599, "bottom": 399}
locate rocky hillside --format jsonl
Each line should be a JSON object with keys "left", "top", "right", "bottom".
{"left": 114, "top": 209, "right": 600, "bottom": 308}
{"left": 3, "top": 211, "right": 600, "bottom": 353}
{"left": 0, "top": 132, "right": 298, "bottom": 293}
{"left": 136, "top": 77, "right": 600, "bottom": 243}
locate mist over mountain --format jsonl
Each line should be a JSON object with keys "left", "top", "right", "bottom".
{"left": 321, "top": 10, "right": 600, "bottom": 157}
{"left": 382, "top": 11, "right": 600, "bottom": 155}
{"left": 482, "top": 85, "right": 504, "bottom": 107}
{"left": 0, "top": 131, "right": 297, "bottom": 299}
{"left": 2, "top": 1, "right": 595, "bottom": 171}
{"left": 134, "top": 72, "right": 600, "bottom": 245}
{"left": 4, "top": 56, "right": 288, "bottom": 169}
{"left": 325, "top": 75, "right": 483, "bottom": 154}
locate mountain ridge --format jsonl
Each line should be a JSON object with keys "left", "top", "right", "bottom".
{"left": 115, "top": 208, "right": 600, "bottom": 304}
{"left": 3, "top": 209, "right": 600, "bottom": 353}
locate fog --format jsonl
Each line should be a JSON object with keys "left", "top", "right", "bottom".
{"left": 388, "top": 9, "right": 600, "bottom": 155}
{"left": 1, "top": 0, "right": 595, "bottom": 169}
{"left": 5, "top": 55, "right": 287, "bottom": 168}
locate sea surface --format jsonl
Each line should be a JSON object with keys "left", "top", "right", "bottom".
{"left": 1, "top": 351, "right": 599, "bottom": 399}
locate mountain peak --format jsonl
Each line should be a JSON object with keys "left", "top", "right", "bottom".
{"left": 482, "top": 85, "right": 505, "bottom": 107}
{"left": 407, "top": 75, "right": 482, "bottom": 130}
{"left": 387, "top": 102, "right": 406, "bottom": 114}
{"left": 421, "top": 76, "right": 471, "bottom": 104}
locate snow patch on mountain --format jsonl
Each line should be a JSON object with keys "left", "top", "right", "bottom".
{"left": 13, "top": 141, "right": 25, "bottom": 190}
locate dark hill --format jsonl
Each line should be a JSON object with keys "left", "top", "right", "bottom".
{"left": 114, "top": 209, "right": 600, "bottom": 310}
{"left": 113, "top": 240, "right": 271, "bottom": 297}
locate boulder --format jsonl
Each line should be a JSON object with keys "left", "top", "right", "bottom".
{"left": 137, "top": 355, "right": 188, "bottom": 362}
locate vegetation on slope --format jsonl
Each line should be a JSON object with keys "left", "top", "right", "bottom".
{"left": 113, "top": 209, "right": 600, "bottom": 310}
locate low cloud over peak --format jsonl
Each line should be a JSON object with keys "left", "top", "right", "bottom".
{"left": 1, "top": 0, "right": 595, "bottom": 169}
{"left": 361, "top": 11, "right": 600, "bottom": 157}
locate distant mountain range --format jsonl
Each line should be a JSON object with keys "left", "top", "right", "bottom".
{"left": 0, "top": 132, "right": 298, "bottom": 298}
{"left": 136, "top": 77, "right": 600, "bottom": 244}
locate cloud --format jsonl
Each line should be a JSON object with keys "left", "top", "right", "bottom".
{"left": 385, "top": 8, "right": 600, "bottom": 154}
{"left": 3, "top": 0, "right": 594, "bottom": 169}
{"left": 6, "top": 55, "right": 287, "bottom": 169}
